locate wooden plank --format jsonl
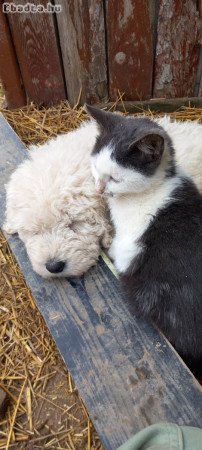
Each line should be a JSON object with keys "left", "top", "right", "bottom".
{"left": 199, "top": 74, "right": 202, "bottom": 97}
{"left": 194, "top": 46, "right": 202, "bottom": 96}
{"left": 200, "top": 0, "right": 202, "bottom": 19}
{"left": 0, "top": 114, "right": 202, "bottom": 450}
{"left": 56, "top": 0, "right": 108, "bottom": 106}
{"left": 6, "top": 0, "right": 66, "bottom": 106}
{"left": 148, "top": 0, "right": 160, "bottom": 54}
{"left": 105, "top": 0, "right": 153, "bottom": 101}
{"left": 0, "top": 387, "right": 9, "bottom": 418}
{"left": 96, "top": 97, "right": 202, "bottom": 113}
{"left": 153, "top": 0, "right": 201, "bottom": 98}
{"left": 0, "top": 10, "right": 26, "bottom": 108}
{"left": 197, "top": 3, "right": 202, "bottom": 96}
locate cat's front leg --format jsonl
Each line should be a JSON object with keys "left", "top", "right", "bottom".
{"left": 109, "top": 234, "right": 143, "bottom": 273}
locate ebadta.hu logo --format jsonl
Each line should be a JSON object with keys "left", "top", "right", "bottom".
{"left": 2, "top": 2, "right": 62, "bottom": 13}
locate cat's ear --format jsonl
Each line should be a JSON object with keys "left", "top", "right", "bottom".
{"left": 85, "top": 104, "right": 118, "bottom": 131}
{"left": 128, "top": 130, "right": 165, "bottom": 163}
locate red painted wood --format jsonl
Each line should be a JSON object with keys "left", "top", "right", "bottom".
{"left": 56, "top": 0, "right": 108, "bottom": 105}
{"left": 105, "top": 0, "right": 153, "bottom": 101}
{"left": 6, "top": 0, "right": 66, "bottom": 106}
{"left": 0, "top": 10, "right": 26, "bottom": 108}
{"left": 153, "top": 0, "right": 201, "bottom": 98}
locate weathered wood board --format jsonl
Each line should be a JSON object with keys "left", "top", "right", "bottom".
{"left": 105, "top": 0, "right": 154, "bottom": 101}
{"left": 153, "top": 0, "right": 202, "bottom": 98}
{"left": 56, "top": 0, "right": 108, "bottom": 105}
{"left": 96, "top": 97, "right": 202, "bottom": 113}
{"left": 0, "top": 114, "right": 202, "bottom": 450}
{"left": 0, "top": 10, "right": 26, "bottom": 108}
{"left": 6, "top": 0, "right": 66, "bottom": 106}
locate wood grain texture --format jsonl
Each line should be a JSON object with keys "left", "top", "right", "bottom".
{"left": 200, "top": 74, "right": 202, "bottom": 97}
{"left": 0, "top": 10, "right": 26, "bottom": 108}
{"left": 153, "top": 0, "right": 202, "bottom": 98}
{"left": 0, "top": 387, "right": 9, "bottom": 418}
{"left": 148, "top": 0, "right": 160, "bottom": 54}
{"left": 96, "top": 97, "right": 202, "bottom": 113}
{"left": 56, "top": 0, "right": 108, "bottom": 105}
{"left": 6, "top": 0, "right": 66, "bottom": 105}
{"left": 0, "top": 114, "right": 202, "bottom": 449}
{"left": 105, "top": 0, "right": 153, "bottom": 101}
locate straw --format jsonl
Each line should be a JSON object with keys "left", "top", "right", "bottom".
{"left": 1, "top": 100, "right": 202, "bottom": 148}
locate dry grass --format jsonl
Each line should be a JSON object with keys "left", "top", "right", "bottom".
{"left": 1, "top": 99, "right": 202, "bottom": 147}
{"left": 0, "top": 96, "right": 202, "bottom": 449}
{"left": 0, "top": 102, "right": 87, "bottom": 146}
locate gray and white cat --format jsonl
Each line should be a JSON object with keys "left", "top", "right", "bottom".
{"left": 87, "top": 105, "right": 202, "bottom": 378}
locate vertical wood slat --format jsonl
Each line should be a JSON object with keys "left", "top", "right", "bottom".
{"left": 153, "top": 0, "right": 201, "bottom": 98}
{"left": 6, "top": 0, "right": 66, "bottom": 106}
{"left": 0, "top": 10, "right": 26, "bottom": 108}
{"left": 198, "top": 0, "right": 202, "bottom": 96}
{"left": 105, "top": 0, "right": 154, "bottom": 101}
{"left": 56, "top": 0, "right": 108, "bottom": 106}
{"left": 199, "top": 75, "right": 202, "bottom": 97}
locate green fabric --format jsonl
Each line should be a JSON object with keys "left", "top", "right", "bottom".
{"left": 117, "top": 422, "right": 202, "bottom": 450}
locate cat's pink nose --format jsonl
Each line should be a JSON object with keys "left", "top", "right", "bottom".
{"left": 96, "top": 179, "right": 106, "bottom": 194}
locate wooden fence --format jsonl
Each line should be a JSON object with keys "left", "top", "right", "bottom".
{"left": 0, "top": 0, "right": 202, "bottom": 108}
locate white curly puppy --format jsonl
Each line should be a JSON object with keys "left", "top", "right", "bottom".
{"left": 154, "top": 116, "right": 202, "bottom": 192}
{"left": 4, "top": 115, "right": 202, "bottom": 278}
{"left": 4, "top": 121, "right": 112, "bottom": 278}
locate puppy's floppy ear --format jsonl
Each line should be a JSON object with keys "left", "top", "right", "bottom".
{"left": 85, "top": 104, "right": 119, "bottom": 131}
{"left": 128, "top": 130, "right": 165, "bottom": 164}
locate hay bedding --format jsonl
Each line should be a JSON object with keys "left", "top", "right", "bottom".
{"left": 1, "top": 98, "right": 202, "bottom": 146}
{"left": 0, "top": 97, "right": 202, "bottom": 450}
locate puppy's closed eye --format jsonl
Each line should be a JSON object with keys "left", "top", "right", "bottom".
{"left": 69, "top": 222, "right": 83, "bottom": 233}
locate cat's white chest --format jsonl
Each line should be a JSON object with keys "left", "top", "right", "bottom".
{"left": 108, "top": 177, "right": 180, "bottom": 273}
{"left": 108, "top": 195, "right": 151, "bottom": 272}
{"left": 109, "top": 234, "right": 142, "bottom": 273}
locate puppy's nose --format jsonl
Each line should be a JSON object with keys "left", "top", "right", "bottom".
{"left": 45, "top": 259, "right": 66, "bottom": 273}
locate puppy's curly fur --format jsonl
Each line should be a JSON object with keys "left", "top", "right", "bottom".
{"left": 4, "top": 121, "right": 112, "bottom": 278}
